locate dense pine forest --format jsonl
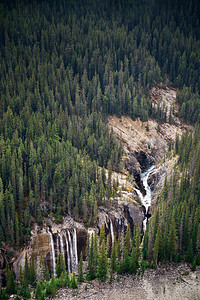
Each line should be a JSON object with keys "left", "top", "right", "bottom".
{"left": 0, "top": 0, "right": 200, "bottom": 298}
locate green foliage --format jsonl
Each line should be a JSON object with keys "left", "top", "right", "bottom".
{"left": 0, "top": 289, "right": 9, "bottom": 300}
{"left": 110, "top": 239, "right": 117, "bottom": 273}
{"left": 78, "top": 252, "right": 84, "bottom": 282}
{"left": 191, "top": 258, "right": 196, "bottom": 271}
{"left": 19, "top": 286, "right": 31, "bottom": 299}
{"left": 130, "top": 249, "right": 137, "bottom": 274}
{"left": 35, "top": 283, "right": 46, "bottom": 300}
{"left": 70, "top": 273, "right": 78, "bottom": 289}
{"left": 45, "top": 276, "right": 57, "bottom": 296}
{"left": 6, "top": 265, "right": 17, "bottom": 295}
{"left": 56, "top": 253, "right": 66, "bottom": 278}
{"left": 145, "top": 127, "right": 200, "bottom": 265}
{"left": 0, "top": 0, "right": 200, "bottom": 250}
{"left": 87, "top": 234, "right": 96, "bottom": 280}
{"left": 96, "top": 240, "right": 108, "bottom": 280}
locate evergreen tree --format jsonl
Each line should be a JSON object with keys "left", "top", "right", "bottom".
{"left": 29, "top": 255, "right": 37, "bottom": 286}
{"left": 6, "top": 265, "right": 16, "bottom": 295}
{"left": 56, "top": 253, "right": 66, "bottom": 278}
{"left": 110, "top": 238, "right": 117, "bottom": 273}
{"left": 78, "top": 252, "right": 84, "bottom": 282}
{"left": 130, "top": 249, "right": 137, "bottom": 274}
{"left": 87, "top": 234, "right": 96, "bottom": 280}
{"left": 167, "top": 218, "right": 178, "bottom": 261}
{"left": 96, "top": 240, "right": 108, "bottom": 280}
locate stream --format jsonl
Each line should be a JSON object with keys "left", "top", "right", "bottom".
{"left": 135, "top": 165, "right": 155, "bottom": 231}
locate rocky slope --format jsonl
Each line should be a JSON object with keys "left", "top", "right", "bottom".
{"left": 53, "top": 264, "right": 200, "bottom": 300}
{"left": 108, "top": 86, "right": 192, "bottom": 196}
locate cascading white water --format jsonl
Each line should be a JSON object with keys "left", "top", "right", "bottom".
{"left": 110, "top": 219, "right": 114, "bottom": 245}
{"left": 63, "top": 230, "right": 71, "bottom": 274}
{"left": 134, "top": 187, "right": 144, "bottom": 201}
{"left": 48, "top": 229, "right": 56, "bottom": 277}
{"left": 140, "top": 165, "right": 155, "bottom": 231}
{"left": 59, "top": 233, "right": 65, "bottom": 259}
{"left": 67, "top": 230, "right": 74, "bottom": 271}
{"left": 56, "top": 234, "right": 60, "bottom": 259}
{"left": 73, "top": 228, "right": 78, "bottom": 267}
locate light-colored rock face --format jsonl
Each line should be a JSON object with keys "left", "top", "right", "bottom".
{"left": 13, "top": 220, "right": 88, "bottom": 278}
{"left": 150, "top": 86, "right": 178, "bottom": 119}
{"left": 108, "top": 87, "right": 191, "bottom": 168}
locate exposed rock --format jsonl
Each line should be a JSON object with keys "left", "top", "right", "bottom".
{"left": 12, "top": 197, "right": 144, "bottom": 279}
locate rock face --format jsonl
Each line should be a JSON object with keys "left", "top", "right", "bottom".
{"left": 12, "top": 199, "right": 143, "bottom": 278}
{"left": 13, "top": 218, "right": 87, "bottom": 278}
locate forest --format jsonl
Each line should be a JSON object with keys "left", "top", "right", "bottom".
{"left": 0, "top": 0, "right": 200, "bottom": 298}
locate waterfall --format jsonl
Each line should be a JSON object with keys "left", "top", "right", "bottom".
{"left": 140, "top": 165, "right": 155, "bottom": 231}
{"left": 110, "top": 219, "right": 114, "bottom": 245}
{"left": 73, "top": 228, "right": 78, "bottom": 267}
{"left": 134, "top": 187, "right": 143, "bottom": 201}
{"left": 63, "top": 231, "right": 71, "bottom": 274}
{"left": 48, "top": 229, "right": 56, "bottom": 277}
{"left": 59, "top": 233, "right": 65, "bottom": 259}
{"left": 56, "top": 234, "right": 60, "bottom": 259}
{"left": 67, "top": 230, "right": 74, "bottom": 271}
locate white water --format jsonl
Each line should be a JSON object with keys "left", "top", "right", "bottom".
{"left": 63, "top": 230, "right": 71, "bottom": 274}
{"left": 48, "top": 230, "right": 56, "bottom": 277}
{"left": 56, "top": 234, "right": 60, "bottom": 259}
{"left": 67, "top": 230, "right": 74, "bottom": 271}
{"left": 135, "top": 165, "right": 155, "bottom": 232}
{"left": 73, "top": 228, "right": 78, "bottom": 267}
{"left": 59, "top": 233, "right": 65, "bottom": 259}
{"left": 110, "top": 219, "right": 114, "bottom": 245}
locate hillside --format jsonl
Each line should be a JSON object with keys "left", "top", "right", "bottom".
{"left": 0, "top": 0, "right": 200, "bottom": 299}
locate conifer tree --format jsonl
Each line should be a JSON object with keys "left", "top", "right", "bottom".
{"left": 96, "top": 240, "right": 108, "bottom": 280}
{"left": 130, "top": 248, "right": 137, "bottom": 274}
{"left": 153, "top": 224, "right": 162, "bottom": 265}
{"left": 124, "top": 224, "right": 131, "bottom": 254}
{"left": 23, "top": 253, "right": 30, "bottom": 285}
{"left": 87, "top": 234, "right": 96, "bottom": 280}
{"left": 110, "top": 238, "right": 117, "bottom": 273}
{"left": 56, "top": 253, "right": 66, "bottom": 278}
{"left": 29, "top": 255, "right": 37, "bottom": 286}
{"left": 6, "top": 265, "right": 17, "bottom": 295}
{"left": 99, "top": 225, "right": 105, "bottom": 246}
{"left": 78, "top": 252, "right": 84, "bottom": 282}
{"left": 167, "top": 218, "right": 178, "bottom": 261}
{"left": 70, "top": 273, "right": 78, "bottom": 289}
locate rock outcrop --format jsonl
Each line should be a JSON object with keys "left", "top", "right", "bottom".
{"left": 12, "top": 198, "right": 143, "bottom": 278}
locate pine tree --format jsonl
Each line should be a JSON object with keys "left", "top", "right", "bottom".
{"left": 110, "top": 238, "right": 117, "bottom": 273}
{"left": 124, "top": 224, "right": 131, "bottom": 254}
{"left": 23, "top": 253, "right": 30, "bottom": 285}
{"left": 87, "top": 234, "right": 96, "bottom": 280}
{"left": 185, "top": 240, "right": 194, "bottom": 263}
{"left": 117, "top": 232, "right": 122, "bottom": 259}
{"left": 6, "top": 265, "right": 16, "bottom": 295}
{"left": 29, "top": 255, "right": 37, "bottom": 286}
{"left": 153, "top": 224, "right": 162, "bottom": 265}
{"left": 130, "top": 248, "right": 137, "bottom": 274}
{"left": 78, "top": 252, "right": 84, "bottom": 282}
{"left": 99, "top": 225, "right": 105, "bottom": 246}
{"left": 70, "top": 273, "right": 78, "bottom": 289}
{"left": 96, "top": 240, "right": 108, "bottom": 280}
{"left": 167, "top": 218, "right": 178, "bottom": 261}
{"left": 56, "top": 253, "right": 66, "bottom": 278}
